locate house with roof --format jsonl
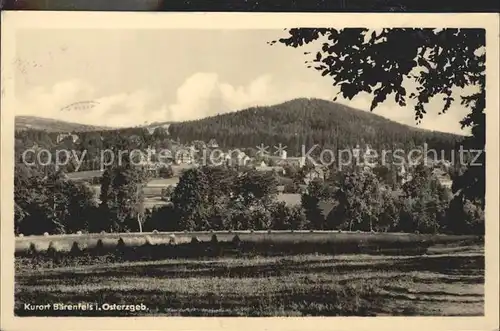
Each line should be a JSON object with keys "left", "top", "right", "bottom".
{"left": 303, "top": 167, "right": 325, "bottom": 185}
{"left": 207, "top": 139, "right": 219, "bottom": 148}
{"left": 56, "top": 133, "right": 79, "bottom": 144}
{"left": 175, "top": 148, "right": 194, "bottom": 164}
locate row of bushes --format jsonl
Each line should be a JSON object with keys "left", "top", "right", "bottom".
{"left": 17, "top": 233, "right": 464, "bottom": 261}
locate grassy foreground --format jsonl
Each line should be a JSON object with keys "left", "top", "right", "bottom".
{"left": 15, "top": 242, "right": 484, "bottom": 317}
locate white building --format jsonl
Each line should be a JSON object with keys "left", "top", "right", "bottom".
{"left": 56, "top": 133, "right": 79, "bottom": 144}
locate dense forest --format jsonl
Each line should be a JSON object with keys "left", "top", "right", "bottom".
{"left": 168, "top": 98, "right": 463, "bottom": 157}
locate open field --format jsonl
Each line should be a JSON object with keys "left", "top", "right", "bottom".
{"left": 15, "top": 243, "right": 484, "bottom": 316}
{"left": 15, "top": 232, "right": 484, "bottom": 316}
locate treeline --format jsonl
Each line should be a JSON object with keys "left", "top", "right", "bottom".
{"left": 168, "top": 98, "right": 463, "bottom": 157}
{"left": 14, "top": 160, "right": 484, "bottom": 237}
{"left": 15, "top": 98, "right": 463, "bottom": 173}
{"left": 15, "top": 126, "right": 172, "bottom": 172}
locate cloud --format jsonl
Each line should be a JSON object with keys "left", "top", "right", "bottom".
{"left": 167, "top": 72, "right": 333, "bottom": 121}
{"left": 14, "top": 75, "right": 471, "bottom": 135}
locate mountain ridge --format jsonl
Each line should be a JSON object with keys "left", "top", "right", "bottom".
{"left": 166, "top": 97, "right": 464, "bottom": 156}
{"left": 15, "top": 116, "right": 118, "bottom": 132}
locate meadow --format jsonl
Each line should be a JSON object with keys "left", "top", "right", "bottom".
{"left": 15, "top": 231, "right": 484, "bottom": 317}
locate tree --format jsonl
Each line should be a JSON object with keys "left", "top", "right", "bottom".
{"left": 301, "top": 179, "right": 332, "bottom": 229}
{"left": 331, "top": 170, "right": 382, "bottom": 231}
{"left": 373, "top": 164, "right": 399, "bottom": 189}
{"left": 272, "top": 28, "right": 485, "bottom": 208}
{"left": 270, "top": 201, "right": 307, "bottom": 230}
{"left": 161, "top": 186, "right": 175, "bottom": 202}
{"left": 234, "top": 169, "right": 278, "bottom": 208}
{"left": 445, "top": 195, "right": 484, "bottom": 235}
{"left": 99, "top": 164, "right": 147, "bottom": 232}
{"left": 399, "top": 164, "right": 452, "bottom": 233}
{"left": 143, "top": 204, "right": 178, "bottom": 232}
{"left": 14, "top": 164, "right": 97, "bottom": 235}
{"left": 376, "top": 189, "right": 401, "bottom": 232}
{"left": 170, "top": 168, "right": 210, "bottom": 231}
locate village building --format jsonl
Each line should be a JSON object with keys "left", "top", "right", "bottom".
{"left": 207, "top": 139, "right": 219, "bottom": 148}
{"left": 175, "top": 148, "right": 194, "bottom": 164}
{"left": 303, "top": 167, "right": 325, "bottom": 185}
{"left": 56, "top": 133, "right": 79, "bottom": 144}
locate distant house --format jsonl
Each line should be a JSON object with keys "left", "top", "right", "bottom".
{"left": 432, "top": 168, "right": 453, "bottom": 189}
{"left": 192, "top": 140, "right": 207, "bottom": 150}
{"left": 255, "top": 160, "right": 285, "bottom": 174}
{"left": 397, "top": 164, "right": 411, "bottom": 185}
{"left": 241, "top": 155, "right": 251, "bottom": 165}
{"left": 175, "top": 148, "right": 193, "bottom": 164}
{"left": 304, "top": 167, "right": 325, "bottom": 185}
{"left": 207, "top": 139, "right": 219, "bottom": 148}
{"left": 56, "top": 133, "right": 79, "bottom": 144}
{"left": 146, "top": 127, "right": 156, "bottom": 135}
{"left": 267, "top": 155, "right": 306, "bottom": 168}
{"left": 229, "top": 150, "right": 251, "bottom": 166}
{"left": 282, "top": 156, "right": 306, "bottom": 168}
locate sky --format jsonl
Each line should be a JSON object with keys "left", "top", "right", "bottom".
{"left": 13, "top": 28, "right": 471, "bottom": 134}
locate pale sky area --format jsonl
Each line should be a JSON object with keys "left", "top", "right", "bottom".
{"left": 13, "top": 29, "right": 471, "bottom": 135}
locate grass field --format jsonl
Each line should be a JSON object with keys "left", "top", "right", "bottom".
{"left": 15, "top": 231, "right": 484, "bottom": 316}
{"left": 15, "top": 243, "right": 484, "bottom": 316}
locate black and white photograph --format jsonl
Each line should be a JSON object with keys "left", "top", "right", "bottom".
{"left": 1, "top": 11, "right": 499, "bottom": 331}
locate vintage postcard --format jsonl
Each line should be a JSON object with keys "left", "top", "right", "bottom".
{"left": 1, "top": 11, "right": 499, "bottom": 331}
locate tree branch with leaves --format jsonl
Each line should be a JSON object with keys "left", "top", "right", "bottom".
{"left": 270, "top": 28, "right": 485, "bottom": 207}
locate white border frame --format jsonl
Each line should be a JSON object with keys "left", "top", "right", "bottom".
{"left": 1, "top": 11, "right": 499, "bottom": 331}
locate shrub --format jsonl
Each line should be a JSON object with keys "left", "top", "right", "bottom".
{"left": 70, "top": 241, "right": 82, "bottom": 255}
{"left": 95, "top": 239, "right": 104, "bottom": 249}
{"left": 43, "top": 232, "right": 49, "bottom": 236}
{"left": 191, "top": 236, "right": 201, "bottom": 244}
{"left": 76, "top": 231, "right": 82, "bottom": 235}
{"left": 232, "top": 234, "right": 241, "bottom": 246}
{"left": 169, "top": 234, "right": 176, "bottom": 245}
{"left": 211, "top": 234, "right": 218, "bottom": 244}
{"left": 152, "top": 229, "right": 159, "bottom": 234}
{"left": 100, "top": 231, "right": 106, "bottom": 234}
{"left": 28, "top": 242, "right": 38, "bottom": 255}
{"left": 116, "top": 237, "right": 126, "bottom": 251}
{"left": 46, "top": 241, "right": 60, "bottom": 256}
{"left": 18, "top": 234, "right": 24, "bottom": 238}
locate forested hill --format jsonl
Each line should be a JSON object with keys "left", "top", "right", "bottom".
{"left": 15, "top": 116, "right": 116, "bottom": 132}
{"left": 168, "top": 98, "right": 464, "bottom": 156}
